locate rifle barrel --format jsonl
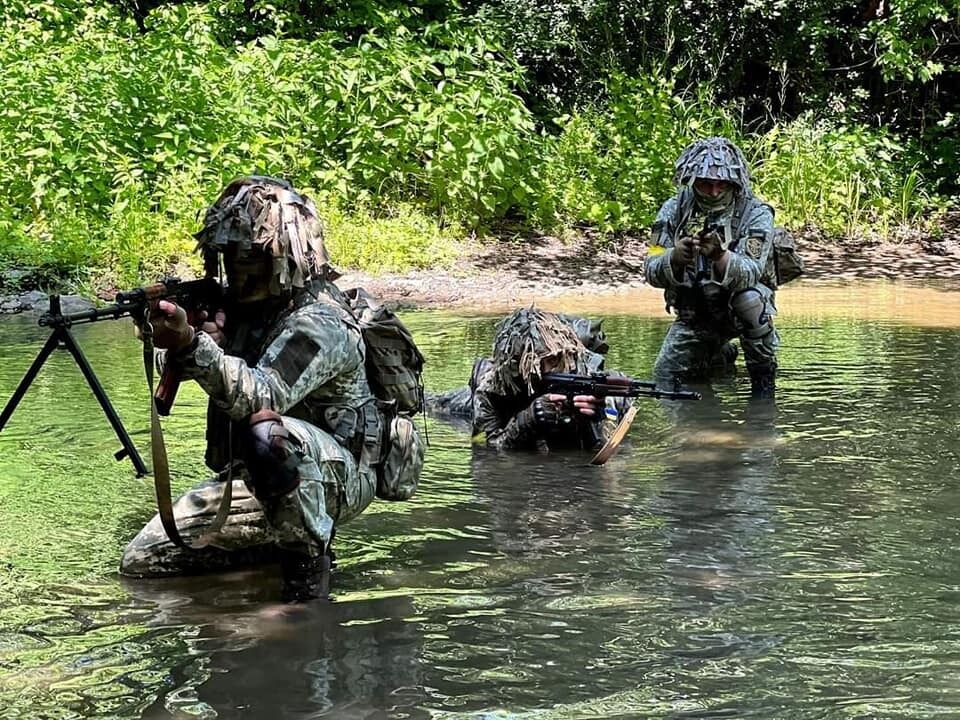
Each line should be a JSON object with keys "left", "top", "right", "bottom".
{"left": 38, "top": 301, "right": 138, "bottom": 328}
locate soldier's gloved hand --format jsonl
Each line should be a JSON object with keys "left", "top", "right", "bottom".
{"left": 197, "top": 308, "right": 227, "bottom": 347}
{"left": 672, "top": 235, "right": 696, "bottom": 265}
{"left": 695, "top": 229, "right": 724, "bottom": 260}
{"left": 146, "top": 300, "right": 195, "bottom": 351}
{"left": 515, "top": 394, "right": 570, "bottom": 431}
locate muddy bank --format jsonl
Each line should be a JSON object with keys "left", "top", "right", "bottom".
{"left": 3, "top": 214, "right": 960, "bottom": 315}
{"left": 338, "top": 215, "right": 960, "bottom": 310}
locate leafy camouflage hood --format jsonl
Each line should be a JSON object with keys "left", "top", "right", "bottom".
{"left": 194, "top": 175, "right": 337, "bottom": 293}
{"left": 491, "top": 307, "right": 590, "bottom": 395}
{"left": 673, "top": 136, "right": 752, "bottom": 194}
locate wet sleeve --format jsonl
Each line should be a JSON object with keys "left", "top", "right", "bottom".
{"left": 644, "top": 198, "right": 685, "bottom": 290}
{"left": 716, "top": 203, "right": 775, "bottom": 292}
{"left": 473, "top": 389, "right": 539, "bottom": 451}
{"left": 178, "top": 306, "right": 363, "bottom": 420}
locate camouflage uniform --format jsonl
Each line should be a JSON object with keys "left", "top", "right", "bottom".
{"left": 120, "top": 177, "right": 414, "bottom": 598}
{"left": 432, "top": 309, "right": 629, "bottom": 452}
{"left": 120, "top": 280, "right": 380, "bottom": 577}
{"left": 644, "top": 137, "right": 779, "bottom": 392}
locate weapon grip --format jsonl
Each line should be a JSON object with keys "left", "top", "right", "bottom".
{"left": 154, "top": 364, "right": 181, "bottom": 416}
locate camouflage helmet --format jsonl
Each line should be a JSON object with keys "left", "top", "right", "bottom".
{"left": 673, "top": 136, "right": 752, "bottom": 193}
{"left": 491, "top": 307, "right": 589, "bottom": 395}
{"left": 194, "top": 175, "right": 336, "bottom": 292}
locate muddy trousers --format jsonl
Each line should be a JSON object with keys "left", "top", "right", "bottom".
{"left": 119, "top": 416, "right": 376, "bottom": 579}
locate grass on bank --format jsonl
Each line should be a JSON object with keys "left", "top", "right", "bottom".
{"left": 0, "top": 111, "right": 942, "bottom": 297}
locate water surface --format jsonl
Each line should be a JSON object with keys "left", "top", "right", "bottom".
{"left": 1, "top": 281, "right": 959, "bottom": 719}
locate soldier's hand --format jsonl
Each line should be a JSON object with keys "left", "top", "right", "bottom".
{"left": 198, "top": 309, "right": 227, "bottom": 347}
{"left": 673, "top": 235, "right": 696, "bottom": 265}
{"left": 531, "top": 394, "right": 575, "bottom": 427}
{"left": 570, "top": 394, "right": 604, "bottom": 417}
{"left": 695, "top": 229, "right": 724, "bottom": 260}
{"left": 148, "top": 300, "right": 195, "bottom": 351}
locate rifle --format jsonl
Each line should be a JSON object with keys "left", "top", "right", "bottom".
{"left": 0, "top": 276, "right": 222, "bottom": 475}
{"left": 693, "top": 221, "right": 724, "bottom": 282}
{"left": 540, "top": 372, "right": 701, "bottom": 465}
{"left": 541, "top": 372, "right": 702, "bottom": 402}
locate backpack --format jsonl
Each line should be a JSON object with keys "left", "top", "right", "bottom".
{"left": 770, "top": 226, "right": 804, "bottom": 287}
{"left": 342, "top": 287, "right": 425, "bottom": 415}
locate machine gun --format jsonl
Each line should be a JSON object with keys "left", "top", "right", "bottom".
{"left": 541, "top": 372, "right": 702, "bottom": 402}
{"left": 0, "top": 277, "right": 222, "bottom": 475}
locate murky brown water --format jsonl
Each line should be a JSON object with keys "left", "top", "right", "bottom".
{"left": 2, "top": 280, "right": 960, "bottom": 719}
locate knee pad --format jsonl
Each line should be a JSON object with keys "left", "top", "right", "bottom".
{"left": 245, "top": 410, "right": 303, "bottom": 500}
{"left": 730, "top": 289, "right": 774, "bottom": 340}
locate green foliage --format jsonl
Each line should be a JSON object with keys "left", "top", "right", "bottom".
{"left": 468, "top": 0, "right": 960, "bottom": 192}
{"left": 0, "top": 0, "right": 953, "bottom": 286}
{"left": 0, "top": 1, "right": 538, "bottom": 280}
{"left": 534, "top": 74, "right": 739, "bottom": 231}
{"left": 321, "top": 199, "right": 461, "bottom": 273}
{"left": 751, "top": 118, "right": 934, "bottom": 238}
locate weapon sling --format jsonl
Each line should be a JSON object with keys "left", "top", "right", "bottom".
{"left": 590, "top": 404, "right": 639, "bottom": 466}
{"left": 142, "top": 316, "right": 233, "bottom": 550}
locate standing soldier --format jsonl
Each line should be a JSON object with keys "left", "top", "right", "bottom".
{"left": 121, "top": 176, "right": 424, "bottom": 602}
{"left": 645, "top": 137, "right": 779, "bottom": 398}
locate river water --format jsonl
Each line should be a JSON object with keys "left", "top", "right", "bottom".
{"left": 1, "top": 280, "right": 959, "bottom": 719}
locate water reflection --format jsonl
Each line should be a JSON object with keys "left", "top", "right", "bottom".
{"left": 3, "top": 285, "right": 960, "bottom": 718}
{"left": 118, "top": 575, "right": 427, "bottom": 720}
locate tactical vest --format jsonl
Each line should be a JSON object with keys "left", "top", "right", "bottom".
{"left": 661, "top": 187, "right": 802, "bottom": 289}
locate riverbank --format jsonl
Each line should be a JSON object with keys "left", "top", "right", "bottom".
{"left": 2, "top": 213, "right": 959, "bottom": 315}
{"left": 337, "top": 212, "right": 960, "bottom": 309}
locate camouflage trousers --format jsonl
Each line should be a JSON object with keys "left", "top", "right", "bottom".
{"left": 653, "top": 292, "right": 779, "bottom": 381}
{"left": 120, "top": 416, "right": 377, "bottom": 577}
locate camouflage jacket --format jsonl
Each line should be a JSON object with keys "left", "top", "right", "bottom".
{"left": 470, "top": 353, "right": 630, "bottom": 452}
{"left": 645, "top": 189, "right": 775, "bottom": 319}
{"left": 168, "top": 279, "right": 375, "bottom": 471}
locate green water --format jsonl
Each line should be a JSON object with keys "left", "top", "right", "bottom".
{"left": 1, "top": 288, "right": 960, "bottom": 719}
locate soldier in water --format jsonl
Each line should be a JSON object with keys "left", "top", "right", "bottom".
{"left": 430, "top": 307, "right": 631, "bottom": 452}
{"left": 121, "top": 176, "right": 424, "bottom": 602}
{"left": 645, "top": 137, "right": 780, "bottom": 398}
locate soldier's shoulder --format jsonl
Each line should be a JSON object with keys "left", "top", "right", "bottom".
{"left": 291, "top": 295, "right": 357, "bottom": 331}
{"left": 744, "top": 194, "right": 774, "bottom": 220}
{"left": 655, "top": 195, "right": 679, "bottom": 221}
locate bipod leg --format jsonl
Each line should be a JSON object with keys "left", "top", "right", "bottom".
{"left": 0, "top": 330, "right": 63, "bottom": 431}
{"left": 56, "top": 325, "right": 149, "bottom": 477}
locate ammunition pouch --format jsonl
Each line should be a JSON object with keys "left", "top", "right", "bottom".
{"left": 375, "top": 411, "right": 424, "bottom": 501}
{"left": 322, "top": 400, "right": 422, "bottom": 501}
{"left": 324, "top": 401, "right": 384, "bottom": 464}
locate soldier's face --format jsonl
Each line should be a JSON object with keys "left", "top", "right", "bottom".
{"left": 693, "top": 178, "right": 736, "bottom": 211}
{"left": 693, "top": 178, "right": 735, "bottom": 198}
{"left": 540, "top": 354, "right": 573, "bottom": 374}
{"left": 224, "top": 245, "right": 274, "bottom": 303}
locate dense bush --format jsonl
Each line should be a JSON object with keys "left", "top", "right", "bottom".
{"left": 751, "top": 118, "right": 934, "bottom": 237}
{"left": 0, "top": 0, "right": 953, "bottom": 287}
{"left": 534, "top": 74, "right": 740, "bottom": 231}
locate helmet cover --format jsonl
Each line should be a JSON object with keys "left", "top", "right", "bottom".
{"left": 194, "top": 175, "right": 335, "bottom": 292}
